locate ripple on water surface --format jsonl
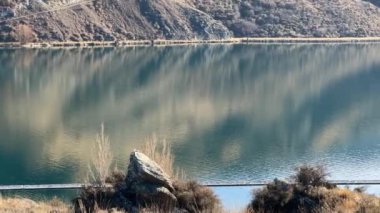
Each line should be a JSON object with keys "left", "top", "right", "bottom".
{"left": 0, "top": 44, "right": 379, "bottom": 190}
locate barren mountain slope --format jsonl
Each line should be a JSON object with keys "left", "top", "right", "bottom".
{"left": 0, "top": 0, "right": 380, "bottom": 42}
{"left": 203, "top": 0, "right": 380, "bottom": 37}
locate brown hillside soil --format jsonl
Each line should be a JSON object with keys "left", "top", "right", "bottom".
{"left": 1, "top": 0, "right": 380, "bottom": 42}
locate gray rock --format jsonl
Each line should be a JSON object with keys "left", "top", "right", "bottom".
{"left": 126, "top": 150, "right": 174, "bottom": 192}
{"left": 130, "top": 183, "right": 177, "bottom": 203}
{"left": 125, "top": 151, "right": 177, "bottom": 208}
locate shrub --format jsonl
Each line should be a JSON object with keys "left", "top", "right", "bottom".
{"left": 228, "top": 19, "right": 258, "bottom": 37}
{"left": 75, "top": 125, "right": 125, "bottom": 212}
{"left": 173, "top": 180, "right": 222, "bottom": 213}
{"left": 249, "top": 179, "right": 294, "bottom": 212}
{"left": 76, "top": 131, "right": 221, "bottom": 212}
{"left": 15, "top": 24, "right": 36, "bottom": 44}
{"left": 74, "top": 169, "right": 129, "bottom": 212}
{"left": 88, "top": 124, "right": 113, "bottom": 185}
{"left": 291, "top": 165, "right": 334, "bottom": 189}
{"left": 247, "top": 165, "right": 380, "bottom": 213}
{"left": 248, "top": 165, "right": 337, "bottom": 212}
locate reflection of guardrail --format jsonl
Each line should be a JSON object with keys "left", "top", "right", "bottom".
{"left": 1, "top": 180, "right": 380, "bottom": 190}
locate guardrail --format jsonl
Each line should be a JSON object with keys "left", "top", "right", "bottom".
{"left": 1, "top": 180, "right": 380, "bottom": 191}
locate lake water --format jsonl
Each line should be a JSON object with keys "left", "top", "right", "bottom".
{"left": 1, "top": 44, "right": 380, "bottom": 207}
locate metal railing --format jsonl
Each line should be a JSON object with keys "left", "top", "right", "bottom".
{"left": 1, "top": 180, "right": 380, "bottom": 191}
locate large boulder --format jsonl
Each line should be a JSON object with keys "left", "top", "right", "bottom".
{"left": 126, "top": 150, "right": 174, "bottom": 191}
{"left": 126, "top": 150, "right": 177, "bottom": 207}
{"left": 75, "top": 150, "right": 220, "bottom": 212}
{"left": 129, "top": 183, "right": 177, "bottom": 204}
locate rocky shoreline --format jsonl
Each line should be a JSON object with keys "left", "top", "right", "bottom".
{"left": 1, "top": 37, "right": 380, "bottom": 48}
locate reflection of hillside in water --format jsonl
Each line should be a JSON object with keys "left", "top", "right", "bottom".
{"left": 0, "top": 44, "right": 380, "bottom": 184}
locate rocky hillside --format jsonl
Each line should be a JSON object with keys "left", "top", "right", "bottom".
{"left": 1, "top": 0, "right": 380, "bottom": 42}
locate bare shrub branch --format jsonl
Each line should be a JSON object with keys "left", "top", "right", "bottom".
{"left": 88, "top": 124, "right": 113, "bottom": 185}
{"left": 16, "top": 24, "right": 35, "bottom": 44}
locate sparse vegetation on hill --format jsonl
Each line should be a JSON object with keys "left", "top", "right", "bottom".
{"left": 1, "top": 0, "right": 380, "bottom": 42}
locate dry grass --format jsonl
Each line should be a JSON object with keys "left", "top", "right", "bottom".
{"left": 141, "top": 135, "right": 185, "bottom": 180}
{"left": 0, "top": 195, "right": 70, "bottom": 212}
{"left": 138, "top": 135, "right": 222, "bottom": 213}
{"left": 323, "top": 188, "right": 380, "bottom": 212}
{"left": 88, "top": 124, "right": 113, "bottom": 185}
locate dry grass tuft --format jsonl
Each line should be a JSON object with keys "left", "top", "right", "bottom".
{"left": 141, "top": 134, "right": 185, "bottom": 180}
{"left": 88, "top": 124, "right": 113, "bottom": 185}
{"left": 138, "top": 135, "right": 223, "bottom": 213}
{"left": 0, "top": 196, "right": 69, "bottom": 212}
{"left": 323, "top": 188, "right": 380, "bottom": 212}
{"left": 77, "top": 124, "right": 118, "bottom": 212}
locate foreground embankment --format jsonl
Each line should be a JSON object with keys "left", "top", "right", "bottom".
{"left": 2, "top": 37, "right": 380, "bottom": 48}
{"left": 1, "top": 131, "right": 380, "bottom": 212}
{"left": 1, "top": 154, "right": 380, "bottom": 212}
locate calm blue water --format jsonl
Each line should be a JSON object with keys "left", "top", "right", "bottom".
{"left": 0, "top": 44, "right": 380, "bottom": 208}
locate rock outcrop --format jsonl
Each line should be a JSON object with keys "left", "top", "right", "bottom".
{"left": 74, "top": 150, "right": 220, "bottom": 213}
{"left": 127, "top": 151, "right": 174, "bottom": 191}
{"left": 126, "top": 151, "right": 177, "bottom": 206}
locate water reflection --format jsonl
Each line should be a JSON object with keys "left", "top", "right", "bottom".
{"left": 0, "top": 44, "right": 380, "bottom": 185}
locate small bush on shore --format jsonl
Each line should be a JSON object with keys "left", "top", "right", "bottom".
{"left": 174, "top": 180, "right": 222, "bottom": 213}
{"left": 292, "top": 165, "right": 334, "bottom": 189}
{"left": 248, "top": 165, "right": 380, "bottom": 213}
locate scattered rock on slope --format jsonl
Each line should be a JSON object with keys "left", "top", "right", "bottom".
{"left": 1, "top": 0, "right": 380, "bottom": 41}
